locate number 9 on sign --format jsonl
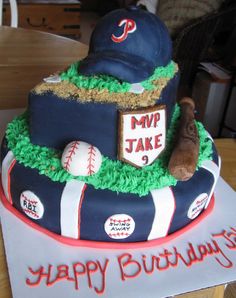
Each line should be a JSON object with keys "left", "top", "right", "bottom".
{"left": 142, "top": 155, "right": 149, "bottom": 165}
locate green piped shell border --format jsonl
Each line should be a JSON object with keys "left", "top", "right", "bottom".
{"left": 5, "top": 105, "right": 213, "bottom": 197}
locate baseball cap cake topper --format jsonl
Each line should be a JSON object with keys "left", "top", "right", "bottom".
{"left": 79, "top": 5, "right": 172, "bottom": 83}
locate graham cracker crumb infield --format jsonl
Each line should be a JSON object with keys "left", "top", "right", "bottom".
{"left": 33, "top": 77, "right": 172, "bottom": 109}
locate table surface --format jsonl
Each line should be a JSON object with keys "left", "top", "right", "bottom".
{"left": 0, "top": 26, "right": 235, "bottom": 298}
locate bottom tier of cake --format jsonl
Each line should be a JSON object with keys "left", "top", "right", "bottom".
{"left": 0, "top": 135, "right": 220, "bottom": 243}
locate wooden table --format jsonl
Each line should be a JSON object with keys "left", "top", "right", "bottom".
{"left": 0, "top": 27, "right": 235, "bottom": 298}
{"left": 0, "top": 26, "right": 87, "bottom": 109}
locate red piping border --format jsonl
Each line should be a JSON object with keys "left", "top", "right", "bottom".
{"left": 77, "top": 184, "right": 87, "bottom": 239}
{"left": 0, "top": 180, "right": 215, "bottom": 250}
{"left": 7, "top": 159, "right": 16, "bottom": 204}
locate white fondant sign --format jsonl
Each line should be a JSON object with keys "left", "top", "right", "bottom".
{"left": 0, "top": 178, "right": 236, "bottom": 298}
{"left": 118, "top": 105, "right": 166, "bottom": 167}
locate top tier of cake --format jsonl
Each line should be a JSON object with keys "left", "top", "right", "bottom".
{"left": 28, "top": 6, "right": 179, "bottom": 162}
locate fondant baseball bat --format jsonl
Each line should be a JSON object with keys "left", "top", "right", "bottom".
{"left": 168, "top": 97, "right": 199, "bottom": 181}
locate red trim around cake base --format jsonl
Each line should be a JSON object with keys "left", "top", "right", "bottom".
{"left": 0, "top": 182, "right": 215, "bottom": 250}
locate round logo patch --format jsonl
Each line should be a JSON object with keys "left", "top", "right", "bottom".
{"left": 104, "top": 214, "right": 135, "bottom": 239}
{"left": 20, "top": 191, "right": 44, "bottom": 220}
{"left": 188, "top": 193, "right": 208, "bottom": 220}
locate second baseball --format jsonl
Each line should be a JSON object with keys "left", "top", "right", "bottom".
{"left": 61, "top": 141, "right": 102, "bottom": 177}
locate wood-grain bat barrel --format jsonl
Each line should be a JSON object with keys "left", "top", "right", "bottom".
{"left": 168, "top": 97, "right": 199, "bottom": 181}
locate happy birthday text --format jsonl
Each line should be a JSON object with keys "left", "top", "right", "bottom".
{"left": 26, "top": 227, "right": 236, "bottom": 295}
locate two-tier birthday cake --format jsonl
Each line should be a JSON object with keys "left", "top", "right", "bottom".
{"left": 0, "top": 2, "right": 221, "bottom": 271}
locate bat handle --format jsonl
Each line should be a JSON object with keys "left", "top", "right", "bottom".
{"left": 168, "top": 97, "right": 199, "bottom": 181}
{"left": 179, "top": 97, "right": 195, "bottom": 110}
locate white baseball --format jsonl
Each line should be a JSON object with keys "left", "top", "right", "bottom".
{"left": 104, "top": 214, "right": 136, "bottom": 239}
{"left": 187, "top": 193, "right": 208, "bottom": 220}
{"left": 61, "top": 141, "right": 102, "bottom": 176}
{"left": 20, "top": 190, "right": 44, "bottom": 220}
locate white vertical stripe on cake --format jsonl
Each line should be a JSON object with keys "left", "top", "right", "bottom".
{"left": 201, "top": 158, "right": 221, "bottom": 208}
{"left": 148, "top": 187, "right": 176, "bottom": 240}
{"left": 1, "top": 150, "right": 16, "bottom": 203}
{"left": 60, "top": 179, "right": 85, "bottom": 239}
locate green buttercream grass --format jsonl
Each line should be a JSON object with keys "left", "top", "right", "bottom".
{"left": 5, "top": 105, "right": 212, "bottom": 197}
{"left": 141, "top": 60, "right": 177, "bottom": 91}
{"left": 60, "top": 60, "right": 177, "bottom": 93}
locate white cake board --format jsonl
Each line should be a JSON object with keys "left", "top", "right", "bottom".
{"left": 0, "top": 177, "right": 236, "bottom": 298}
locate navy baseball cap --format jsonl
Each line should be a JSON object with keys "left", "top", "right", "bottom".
{"left": 79, "top": 6, "right": 172, "bottom": 83}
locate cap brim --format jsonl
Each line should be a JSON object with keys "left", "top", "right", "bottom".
{"left": 79, "top": 51, "right": 155, "bottom": 83}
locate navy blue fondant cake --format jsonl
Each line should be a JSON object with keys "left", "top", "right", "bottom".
{"left": 28, "top": 73, "right": 179, "bottom": 157}
{"left": 0, "top": 6, "right": 220, "bottom": 243}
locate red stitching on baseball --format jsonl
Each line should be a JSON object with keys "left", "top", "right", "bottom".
{"left": 22, "top": 193, "right": 38, "bottom": 205}
{"left": 87, "top": 145, "right": 96, "bottom": 175}
{"left": 63, "top": 141, "right": 80, "bottom": 172}
{"left": 108, "top": 232, "right": 130, "bottom": 238}
{"left": 110, "top": 218, "right": 131, "bottom": 223}
{"left": 24, "top": 209, "right": 39, "bottom": 219}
